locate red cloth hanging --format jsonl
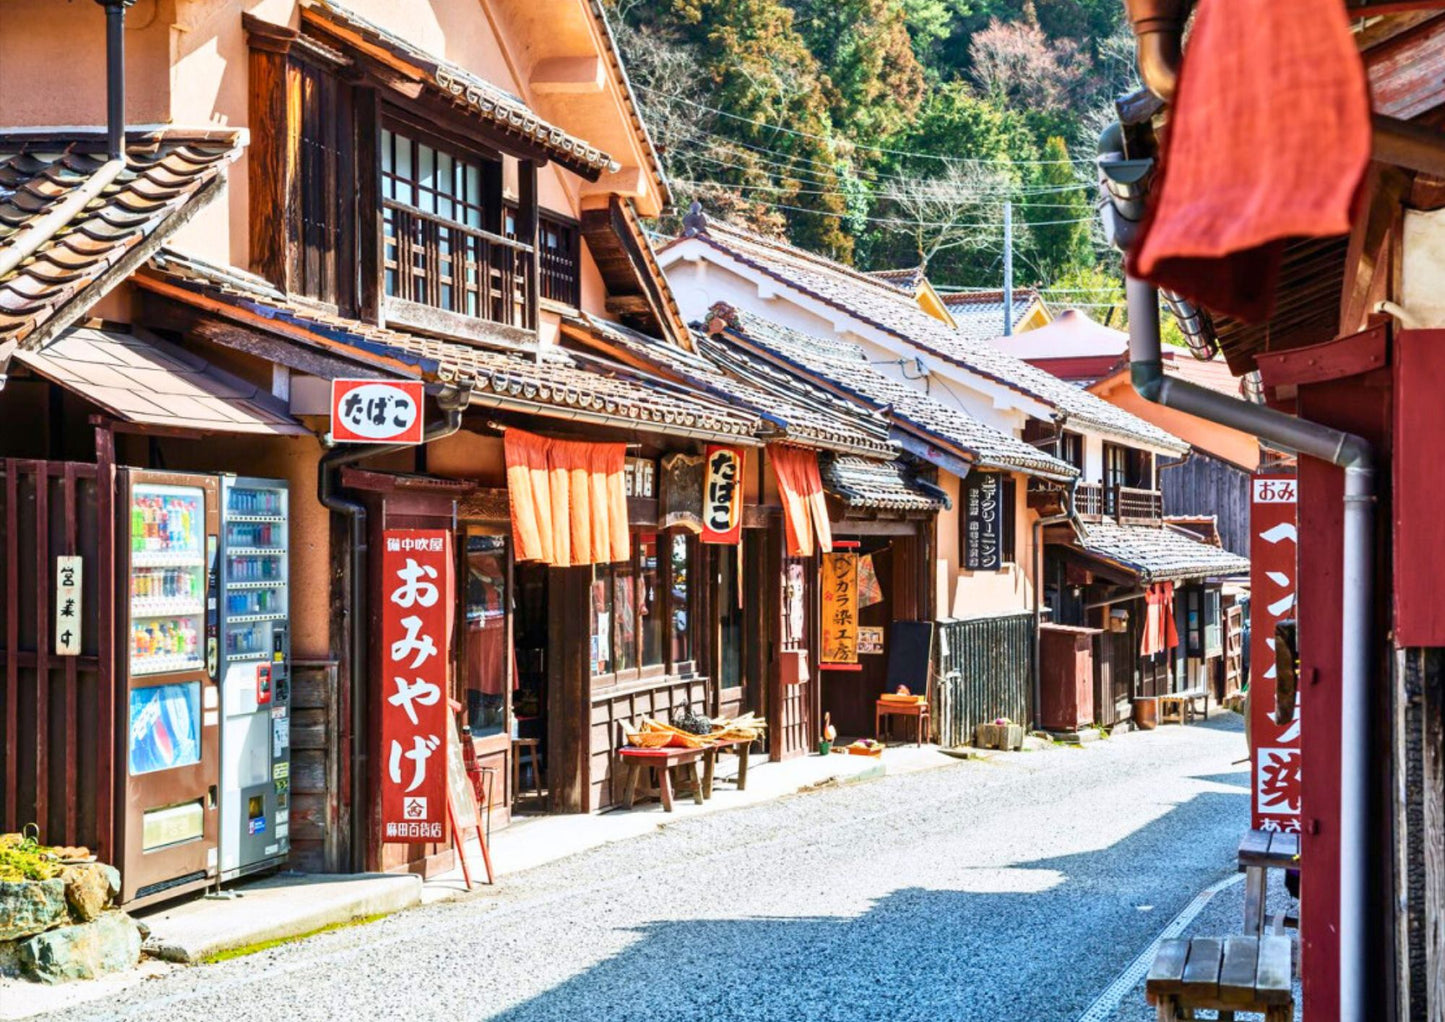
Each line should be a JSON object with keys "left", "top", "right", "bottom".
{"left": 769, "top": 445, "right": 833, "bottom": 557}
{"left": 1140, "top": 582, "right": 1181, "bottom": 657}
{"left": 1127, "top": 0, "right": 1372, "bottom": 321}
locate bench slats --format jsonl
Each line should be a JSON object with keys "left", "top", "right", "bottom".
{"left": 1238, "top": 829, "right": 1272, "bottom": 868}
{"left": 1255, "top": 934, "right": 1294, "bottom": 1005}
{"left": 1218, "top": 935, "right": 1261, "bottom": 1004}
{"left": 1146, "top": 939, "right": 1190, "bottom": 995}
{"left": 1270, "top": 832, "right": 1301, "bottom": 862}
{"left": 1180, "top": 937, "right": 1224, "bottom": 998}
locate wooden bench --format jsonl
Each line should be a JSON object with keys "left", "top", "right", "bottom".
{"left": 1158, "top": 688, "right": 1209, "bottom": 725}
{"left": 1147, "top": 935, "right": 1293, "bottom": 1020}
{"left": 701, "top": 739, "right": 751, "bottom": 798}
{"left": 1238, "top": 829, "right": 1301, "bottom": 936}
{"left": 617, "top": 746, "right": 706, "bottom": 812}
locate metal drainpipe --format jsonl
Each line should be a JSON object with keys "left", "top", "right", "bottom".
{"left": 1125, "top": 277, "right": 1374, "bottom": 1020}
{"left": 1032, "top": 476, "right": 1077, "bottom": 730}
{"left": 317, "top": 383, "right": 472, "bottom": 873}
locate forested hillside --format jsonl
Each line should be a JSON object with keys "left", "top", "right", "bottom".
{"left": 609, "top": 0, "right": 1135, "bottom": 312}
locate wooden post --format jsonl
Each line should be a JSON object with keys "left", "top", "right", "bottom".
{"left": 354, "top": 86, "right": 383, "bottom": 326}
{"left": 93, "top": 426, "right": 116, "bottom": 864}
{"left": 518, "top": 159, "right": 541, "bottom": 339}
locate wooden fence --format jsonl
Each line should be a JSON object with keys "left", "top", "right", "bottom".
{"left": 931, "top": 612, "right": 1034, "bottom": 747}
{"left": 0, "top": 459, "right": 112, "bottom": 859}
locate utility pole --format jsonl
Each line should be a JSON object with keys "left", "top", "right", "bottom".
{"left": 1002, "top": 200, "right": 1014, "bottom": 337}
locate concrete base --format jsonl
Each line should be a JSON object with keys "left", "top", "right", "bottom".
{"left": 1042, "top": 728, "right": 1104, "bottom": 745}
{"left": 136, "top": 872, "right": 421, "bottom": 964}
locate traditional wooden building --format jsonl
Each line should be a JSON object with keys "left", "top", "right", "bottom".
{"left": 0, "top": 0, "right": 932, "bottom": 901}
{"left": 1111, "top": 2, "right": 1445, "bottom": 1017}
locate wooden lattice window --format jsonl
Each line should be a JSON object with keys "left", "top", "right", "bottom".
{"left": 380, "top": 127, "right": 534, "bottom": 327}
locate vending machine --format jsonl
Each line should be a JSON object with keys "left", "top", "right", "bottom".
{"left": 217, "top": 476, "right": 291, "bottom": 880}
{"left": 119, "top": 470, "right": 220, "bottom": 906}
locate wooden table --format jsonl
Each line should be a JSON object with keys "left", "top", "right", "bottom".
{"left": 617, "top": 746, "right": 706, "bottom": 812}
{"left": 1147, "top": 934, "right": 1293, "bottom": 1021}
{"left": 701, "top": 739, "right": 751, "bottom": 799}
{"left": 1237, "top": 829, "right": 1301, "bottom": 936}
{"left": 1158, "top": 689, "right": 1209, "bottom": 725}
{"left": 875, "top": 699, "right": 930, "bottom": 746}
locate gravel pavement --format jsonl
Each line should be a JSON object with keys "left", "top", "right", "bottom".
{"left": 38, "top": 713, "right": 1288, "bottom": 1022}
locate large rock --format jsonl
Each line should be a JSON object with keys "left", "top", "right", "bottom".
{"left": 61, "top": 864, "right": 117, "bottom": 922}
{"left": 0, "top": 879, "right": 67, "bottom": 940}
{"left": 18, "top": 911, "right": 141, "bottom": 984}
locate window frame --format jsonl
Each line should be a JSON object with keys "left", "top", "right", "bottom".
{"left": 590, "top": 528, "right": 699, "bottom": 687}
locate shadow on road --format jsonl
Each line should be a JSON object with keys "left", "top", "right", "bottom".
{"left": 488, "top": 785, "right": 1249, "bottom": 1022}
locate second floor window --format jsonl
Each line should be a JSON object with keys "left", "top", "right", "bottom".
{"left": 381, "top": 127, "right": 529, "bottom": 323}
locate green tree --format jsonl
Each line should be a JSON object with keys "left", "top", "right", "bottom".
{"left": 1021, "top": 136, "right": 1092, "bottom": 281}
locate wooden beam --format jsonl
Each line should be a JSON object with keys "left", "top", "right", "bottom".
{"left": 1340, "top": 165, "right": 1408, "bottom": 336}
{"left": 518, "top": 161, "right": 541, "bottom": 335}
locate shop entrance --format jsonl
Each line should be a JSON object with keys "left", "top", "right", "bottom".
{"left": 822, "top": 534, "right": 919, "bottom": 739}
{"left": 510, "top": 561, "right": 550, "bottom": 812}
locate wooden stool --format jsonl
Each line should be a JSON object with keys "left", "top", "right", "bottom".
{"left": 1237, "top": 830, "right": 1301, "bottom": 936}
{"left": 512, "top": 737, "right": 543, "bottom": 800}
{"left": 1147, "top": 935, "right": 1293, "bottom": 1021}
{"left": 617, "top": 747, "right": 706, "bottom": 812}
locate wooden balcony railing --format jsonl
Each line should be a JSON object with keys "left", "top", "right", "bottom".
{"left": 383, "top": 200, "right": 536, "bottom": 331}
{"left": 1074, "top": 482, "right": 1162, "bottom": 523}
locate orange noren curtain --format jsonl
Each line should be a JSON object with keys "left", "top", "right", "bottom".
{"left": 505, "top": 429, "right": 554, "bottom": 564}
{"left": 504, "top": 428, "right": 630, "bottom": 567}
{"left": 770, "top": 444, "right": 832, "bottom": 558}
{"left": 1139, "top": 582, "right": 1181, "bottom": 657}
{"left": 1127, "top": 0, "right": 1371, "bottom": 321}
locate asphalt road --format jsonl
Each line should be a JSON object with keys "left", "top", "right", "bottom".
{"left": 44, "top": 713, "right": 1288, "bottom": 1022}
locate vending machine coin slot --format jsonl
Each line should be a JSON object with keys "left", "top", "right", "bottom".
{"left": 255, "top": 664, "right": 272, "bottom": 706}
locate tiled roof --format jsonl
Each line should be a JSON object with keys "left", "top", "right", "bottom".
{"left": 689, "top": 220, "right": 1186, "bottom": 453}
{"left": 0, "top": 130, "right": 243, "bottom": 352}
{"left": 566, "top": 313, "right": 896, "bottom": 457}
{"left": 13, "top": 325, "right": 305, "bottom": 436}
{"left": 1078, "top": 519, "right": 1250, "bottom": 583}
{"left": 704, "top": 308, "right": 1079, "bottom": 481}
{"left": 939, "top": 288, "right": 1044, "bottom": 341}
{"left": 867, "top": 267, "right": 927, "bottom": 295}
{"left": 142, "top": 250, "right": 762, "bottom": 442}
{"left": 820, "top": 455, "right": 948, "bottom": 512}
{"left": 299, "top": 0, "right": 617, "bottom": 180}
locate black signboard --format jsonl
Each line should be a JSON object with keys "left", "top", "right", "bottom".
{"left": 963, "top": 471, "right": 1002, "bottom": 571}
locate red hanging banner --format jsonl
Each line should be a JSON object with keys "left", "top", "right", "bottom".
{"left": 1249, "top": 475, "right": 1300, "bottom": 832}
{"left": 701, "top": 445, "right": 745, "bottom": 545}
{"left": 380, "top": 529, "right": 454, "bottom": 843}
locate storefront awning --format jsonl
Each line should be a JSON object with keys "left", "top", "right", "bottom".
{"left": 13, "top": 326, "right": 308, "bottom": 436}
{"left": 1070, "top": 519, "right": 1250, "bottom": 585}
{"left": 820, "top": 455, "right": 949, "bottom": 513}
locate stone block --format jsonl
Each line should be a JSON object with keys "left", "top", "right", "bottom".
{"left": 62, "top": 864, "right": 114, "bottom": 922}
{"left": 0, "top": 879, "right": 67, "bottom": 941}
{"left": 18, "top": 911, "right": 142, "bottom": 984}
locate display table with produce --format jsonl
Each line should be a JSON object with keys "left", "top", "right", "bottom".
{"left": 618, "top": 712, "right": 765, "bottom": 810}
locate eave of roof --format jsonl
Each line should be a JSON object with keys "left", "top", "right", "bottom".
{"left": 1076, "top": 519, "right": 1250, "bottom": 584}
{"left": 298, "top": 0, "right": 618, "bottom": 180}
{"left": 0, "top": 128, "right": 244, "bottom": 355}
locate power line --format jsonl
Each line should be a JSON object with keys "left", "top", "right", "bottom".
{"left": 637, "top": 84, "right": 1089, "bottom": 168}
{"left": 655, "top": 122, "right": 1095, "bottom": 195}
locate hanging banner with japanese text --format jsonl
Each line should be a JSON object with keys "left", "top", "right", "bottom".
{"left": 54, "top": 555, "right": 82, "bottom": 656}
{"left": 380, "top": 529, "right": 454, "bottom": 843}
{"left": 963, "top": 471, "right": 1002, "bottom": 571}
{"left": 1249, "top": 475, "right": 1300, "bottom": 832}
{"left": 821, "top": 552, "right": 859, "bottom": 665}
{"left": 701, "top": 445, "right": 745, "bottom": 544}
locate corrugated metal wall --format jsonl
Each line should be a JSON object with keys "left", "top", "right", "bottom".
{"left": 932, "top": 612, "right": 1034, "bottom": 747}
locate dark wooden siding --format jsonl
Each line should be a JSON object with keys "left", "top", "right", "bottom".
{"left": 932, "top": 612, "right": 1034, "bottom": 746}
{"left": 1160, "top": 451, "right": 1252, "bottom": 556}
{"left": 0, "top": 460, "right": 110, "bottom": 859}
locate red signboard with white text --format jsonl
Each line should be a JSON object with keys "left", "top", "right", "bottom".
{"left": 380, "top": 529, "right": 453, "bottom": 843}
{"left": 1250, "top": 475, "right": 1300, "bottom": 832}
{"left": 701, "top": 445, "right": 744, "bottom": 545}
{"left": 331, "top": 379, "right": 424, "bottom": 444}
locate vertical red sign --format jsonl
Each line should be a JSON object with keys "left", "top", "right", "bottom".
{"left": 1249, "top": 475, "right": 1300, "bottom": 832}
{"left": 701, "top": 445, "right": 744, "bottom": 545}
{"left": 380, "top": 529, "right": 454, "bottom": 843}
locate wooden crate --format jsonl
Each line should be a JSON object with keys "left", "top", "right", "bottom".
{"left": 974, "top": 722, "right": 1024, "bottom": 751}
